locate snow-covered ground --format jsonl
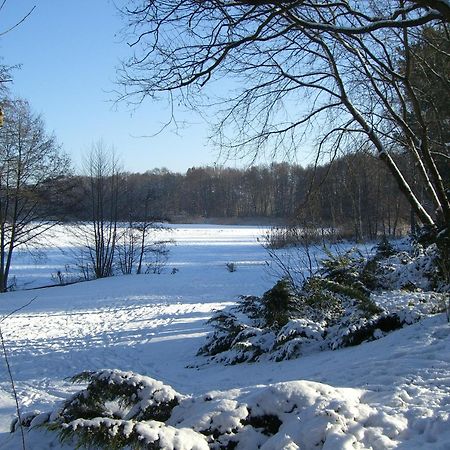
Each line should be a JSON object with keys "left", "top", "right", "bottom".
{"left": 0, "top": 224, "right": 448, "bottom": 449}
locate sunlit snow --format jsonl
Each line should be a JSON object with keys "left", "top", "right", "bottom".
{"left": 0, "top": 224, "right": 448, "bottom": 449}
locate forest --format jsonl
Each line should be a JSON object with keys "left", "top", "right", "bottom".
{"left": 60, "top": 151, "right": 424, "bottom": 241}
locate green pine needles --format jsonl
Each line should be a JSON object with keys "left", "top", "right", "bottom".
{"left": 199, "top": 238, "right": 439, "bottom": 364}
{"left": 17, "top": 370, "right": 186, "bottom": 449}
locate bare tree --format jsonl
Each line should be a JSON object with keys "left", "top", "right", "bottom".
{"left": 0, "top": 99, "right": 69, "bottom": 292}
{"left": 82, "top": 142, "right": 121, "bottom": 279}
{"left": 117, "top": 173, "right": 172, "bottom": 275}
{"left": 117, "top": 0, "right": 449, "bottom": 231}
{"left": 116, "top": 222, "right": 171, "bottom": 275}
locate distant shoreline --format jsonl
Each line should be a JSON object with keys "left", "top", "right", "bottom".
{"left": 167, "top": 216, "right": 288, "bottom": 226}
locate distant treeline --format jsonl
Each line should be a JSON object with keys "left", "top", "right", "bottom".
{"left": 56, "top": 151, "right": 427, "bottom": 241}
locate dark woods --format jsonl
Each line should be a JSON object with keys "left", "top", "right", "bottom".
{"left": 61, "top": 150, "right": 425, "bottom": 241}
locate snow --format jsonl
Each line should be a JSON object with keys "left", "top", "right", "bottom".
{"left": 0, "top": 224, "right": 449, "bottom": 449}
{"left": 63, "top": 418, "right": 210, "bottom": 450}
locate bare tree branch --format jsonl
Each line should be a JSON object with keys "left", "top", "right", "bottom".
{"left": 117, "top": 0, "right": 450, "bottom": 229}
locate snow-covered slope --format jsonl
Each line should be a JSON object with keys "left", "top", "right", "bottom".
{"left": 0, "top": 225, "right": 448, "bottom": 449}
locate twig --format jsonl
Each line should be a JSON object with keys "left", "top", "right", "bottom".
{"left": 0, "top": 297, "right": 37, "bottom": 450}
{"left": 0, "top": 296, "right": 37, "bottom": 323}
{"left": 0, "top": 326, "right": 26, "bottom": 450}
{"left": 0, "top": 5, "right": 36, "bottom": 37}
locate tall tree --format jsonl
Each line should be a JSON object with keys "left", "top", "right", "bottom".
{"left": 404, "top": 26, "right": 450, "bottom": 179}
{"left": 0, "top": 99, "right": 70, "bottom": 292}
{"left": 82, "top": 142, "right": 121, "bottom": 279}
{"left": 118, "top": 0, "right": 449, "bottom": 230}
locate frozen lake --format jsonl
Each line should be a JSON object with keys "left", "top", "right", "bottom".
{"left": 9, "top": 223, "right": 272, "bottom": 291}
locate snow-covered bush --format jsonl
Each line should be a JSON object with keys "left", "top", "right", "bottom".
{"left": 260, "top": 278, "right": 303, "bottom": 329}
{"left": 372, "top": 244, "right": 438, "bottom": 291}
{"left": 198, "top": 312, "right": 249, "bottom": 358}
{"left": 319, "top": 247, "right": 366, "bottom": 287}
{"left": 363, "top": 230, "right": 450, "bottom": 294}
{"left": 59, "top": 370, "right": 181, "bottom": 423}
{"left": 13, "top": 372, "right": 412, "bottom": 450}
{"left": 199, "top": 236, "right": 448, "bottom": 364}
{"left": 12, "top": 370, "right": 207, "bottom": 450}
{"left": 199, "top": 274, "right": 389, "bottom": 364}
{"left": 56, "top": 418, "right": 208, "bottom": 450}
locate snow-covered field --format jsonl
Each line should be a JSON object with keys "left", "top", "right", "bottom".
{"left": 0, "top": 224, "right": 449, "bottom": 449}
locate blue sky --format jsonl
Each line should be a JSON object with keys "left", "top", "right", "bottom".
{"left": 0, "top": 0, "right": 219, "bottom": 173}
